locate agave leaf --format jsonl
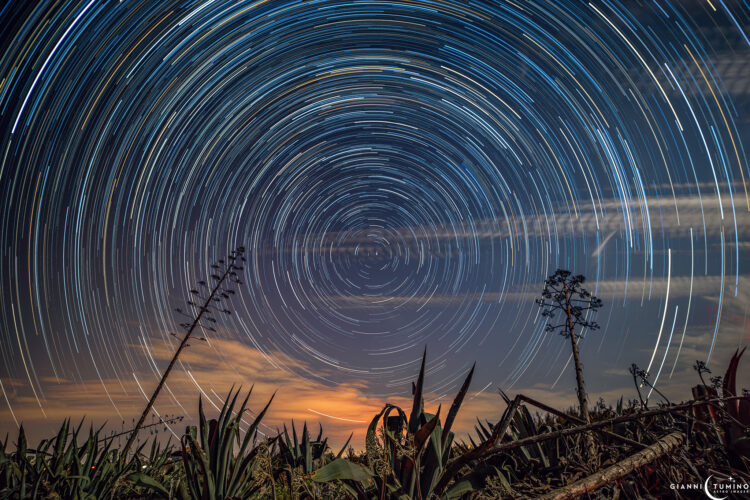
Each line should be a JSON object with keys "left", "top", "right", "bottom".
{"left": 292, "top": 419, "right": 299, "bottom": 456}
{"left": 516, "top": 405, "right": 549, "bottom": 466}
{"left": 442, "top": 363, "right": 474, "bottom": 449}
{"left": 365, "top": 406, "right": 387, "bottom": 467}
{"left": 214, "top": 420, "right": 233, "bottom": 499}
{"left": 238, "top": 391, "right": 275, "bottom": 457}
{"left": 198, "top": 395, "right": 209, "bottom": 452}
{"left": 16, "top": 424, "right": 27, "bottom": 459}
{"left": 499, "top": 389, "right": 512, "bottom": 405}
{"left": 187, "top": 433, "right": 216, "bottom": 500}
{"left": 218, "top": 386, "right": 240, "bottom": 439}
{"left": 127, "top": 472, "right": 170, "bottom": 498}
{"left": 181, "top": 435, "right": 201, "bottom": 500}
{"left": 474, "top": 418, "right": 492, "bottom": 442}
{"left": 382, "top": 405, "right": 408, "bottom": 469}
{"left": 312, "top": 458, "right": 374, "bottom": 482}
{"left": 495, "top": 466, "right": 514, "bottom": 493}
{"left": 335, "top": 433, "right": 353, "bottom": 459}
{"left": 433, "top": 396, "right": 521, "bottom": 497}
{"left": 414, "top": 407, "right": 441, "bottom": 451}
{"left": 52, "top": 420, "right": 68, "bottom": 472}
{"left": 319, "top": 437, "right": 329, "bottom": 466}
{"left": 722, "top": 347, "right": 745, "bottom": 398}
{"left": 282, "top": 423, "right": 293, "bottom": 456}
{"left": 240, "top": 383, "right": 254, "bottom": 414}
{"left": 133, "top": 439, "right": 150, "bottom": 467}
{"left": 227, "top": 447, "right": 259, "bottom": 497}
{"left": 445, "top": 478, "right": 474, "bottom": 500}
{"left": 302, "top": 422, "right": 312, "bottom": 473}
{"left": 722, "top": 347, "right": 747, "bottom": 422}
{"left": 409, "top": 347, "right": 427, "bottom": 434}
{"left": 384, "top": 478, "right": 411, "bottom": 500}
{"left": 212, "top": 387, "right": 240, "bottom": 489}
{"left": 419, "top": 420, "right": 445, "bottom": 497}
{"left": 82, "top": 428, "right": 97, "bottom": 475}
{"left": 399, "top": 407, "right": 441, "bottom": 496}
{"left": 227, "top": 391, "right": 275, "bottom": 495}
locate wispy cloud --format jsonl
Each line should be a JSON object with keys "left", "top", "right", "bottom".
{"left": 0, "top": 337, "right": 509, "bottom": 448}
{"left": 261, "top": 191, "right": 749, "bottom": 266}
{"left": 317, "top": 274, "right": 749, "bottom": 311}
{"left": 2, "top": 322, "right": 747, "bottom": 449}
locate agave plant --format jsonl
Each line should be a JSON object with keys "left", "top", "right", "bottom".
{"left": 126, "top": 436, "right": 183, "bottom": 498}
{"left": 277, "top": 421, "right": 333, "bottom": 475}
{"left": 503, "top": 400, "right": 556, "bottom": 473}
{"left": 132, "top": 386, "right": 274, "bottom": 499}
{"left": 183, "top": 386, "right": 275, "bottom": 499}
{"left": 272, "top": 421, "right": 354, "bottom": 499}
{"left": 0, "top": 425, "right": 39, "bottom": 499}
{"left": 312, "top": 348, "right": 477, "bottom": 499}
{"left": 0, "top": 419, "right": 148, "bottom": 499}
{"left": 451, "top": 401, "right": 554, "bottom": 497}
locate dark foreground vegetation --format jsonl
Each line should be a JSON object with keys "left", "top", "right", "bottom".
{"left": 1, "top": 346, "right": 747, "bottom": 499}
{"left": 1, "top": 264, "right": 747, "bottom": 498}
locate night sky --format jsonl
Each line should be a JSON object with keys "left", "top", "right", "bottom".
{"left": 1, "top": 0, "right": 749, "bottom": 447}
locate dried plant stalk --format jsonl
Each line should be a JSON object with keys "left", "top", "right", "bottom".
{"left": 537, "top": 431, "right": 685, "bottom": 500}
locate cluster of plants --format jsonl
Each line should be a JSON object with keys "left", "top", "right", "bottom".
{"left": 1, "top": 346, "right": 748, "bottom": 499}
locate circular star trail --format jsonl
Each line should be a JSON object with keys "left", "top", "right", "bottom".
{"left": 1, "top": 0, "right": 749, "bottom": 421}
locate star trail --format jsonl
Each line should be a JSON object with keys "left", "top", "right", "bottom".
{"left": 0, "top": 0, "right": 749, "bottom": 441}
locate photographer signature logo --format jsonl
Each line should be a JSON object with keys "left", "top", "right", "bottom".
{"left": 703, "top": 475, "right": 727, "bottom": 500}
{"left": 670, "top": 474, "right": 749, "bottom": 498}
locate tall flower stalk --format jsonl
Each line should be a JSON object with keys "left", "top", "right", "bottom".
{"left": 121, "top": 246, "right": 246, "bottom": 458}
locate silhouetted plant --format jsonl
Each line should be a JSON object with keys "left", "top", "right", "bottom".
{"left": 694, "top": 360, "right": 711, "bottom": 387}
{"left": 629, "top": 363, "right": 670, "bottom": 406}
{"left": 1, "top": 347, "right": 749, "bottom": 499}
{"left": 180, "top": 387, "right": 274, "bottom": 499}
{"left": 629, "top": 363, "right": 647, "bottom": 408}
{"left": 122, "top": 246, "right": 247, "bottom": 458}
{"left": 536, "top": 269, "right": 602, "bottom": 460}
{"left": 312, "top": 348, "right": 481, "bottom": 499}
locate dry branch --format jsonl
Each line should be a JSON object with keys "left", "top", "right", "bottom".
{"left": 517, "top": 394, "right": 645, "bottom": 449}
{"left": 536, "top": 431, "right": 685, "bottom": 500}
{"left": 477, "top": 395, "right": 748, "bottom": 461}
